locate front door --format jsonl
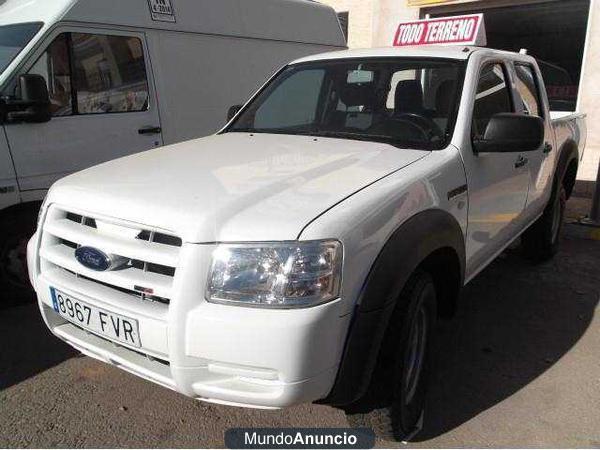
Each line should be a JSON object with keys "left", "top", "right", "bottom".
{"left": 462, "top": 62, "right": 530, "bottom": 279}
{"left": 0, "top": 126, "right": 19, "bottom": 210}
{"left": 3, "top": 28, "right": 163, "bottom": 192}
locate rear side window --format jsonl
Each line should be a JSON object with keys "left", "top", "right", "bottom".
{"left": 515, "top": 64, "right": 542, "bottom": 117}
{"left": 27, "top": 32, "right": 149, "bottom": 116}
{"left": 472, "top": 63, "right": 512, "bottom": 137}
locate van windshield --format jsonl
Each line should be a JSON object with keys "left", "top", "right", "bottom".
{"left": 0, "top": 22, "right": 42, "bottom": 77}
{"left": 228, "top": 58, "right": 464, "bottom": 150}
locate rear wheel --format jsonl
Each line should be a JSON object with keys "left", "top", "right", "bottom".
{"left": 344, "top": 271, "right": 437, "bottom": 442}
{"left": 522, "top": 184, "right": 566, "bottom": 262}
{"left": 0, "top": 207, "right": 38, "bottom": 307}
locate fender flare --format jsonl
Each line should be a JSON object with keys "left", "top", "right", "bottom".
{"left": 554, "top": 139, "right": 579, "bottom": 198}
{"left": 321, "top": 208, "right": 465, "bottom": 407}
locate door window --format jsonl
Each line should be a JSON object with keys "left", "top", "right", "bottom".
{"left": 72, "top": 33, "right": 149, "bottom": 114}
{"left": 27, "top": 32, "right": 149, "bottom": 116}
{"left": 472, "top": 63, "right": 512, "bottom": 137}
{"left": 514, "top": 64, "right": 542, "bottom": 117}
{"left": 28, "top": 34, "right": 73, "bottom": 116}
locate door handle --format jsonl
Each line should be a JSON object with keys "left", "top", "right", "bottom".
{"left": 543, "top": 142, "right": 553, "bottom": 154}
{"left": 138, "top": 126, "right": 162, "bottom": 135}
{"left": 514, "top": 155, "right": 529, "bottom": 169}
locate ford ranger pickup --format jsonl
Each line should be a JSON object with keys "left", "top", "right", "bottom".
{"left": 27, "top": 45, "right": 586, "bottom": 441}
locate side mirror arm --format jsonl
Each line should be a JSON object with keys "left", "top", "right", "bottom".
{"left": 227, "top": 104, "right": 243, "bottom": 122}
{"left": 3, "top": 99, "right": 51, "bottom": 124}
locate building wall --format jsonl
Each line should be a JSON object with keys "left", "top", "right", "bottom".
{"left": 372, "top": 0, "right": 419, "bottom": 47}
{"left": 575, "top": 0, "right": 599, "bottom": 183}
{"left": 319, "top": 0, "right": 377, "bottom": 48}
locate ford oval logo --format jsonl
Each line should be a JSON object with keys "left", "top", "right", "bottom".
{"left": 75, "top": 246, "right": 111, "bottom": 271}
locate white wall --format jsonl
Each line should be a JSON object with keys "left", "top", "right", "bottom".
{"left": 576, "top": 0, "right": 600, "bottom": 184}
{"left": 318, "top": 0, "right": 378, "bottom": 48}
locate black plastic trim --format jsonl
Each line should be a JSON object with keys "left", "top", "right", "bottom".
{"left": 320, "top": 209, "right": 465, "bottom": 406}
{"left": 447, "top": 184, "right": 467, "bottom": 200}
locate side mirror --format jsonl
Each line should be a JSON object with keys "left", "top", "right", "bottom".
{"left": 7, "top": 74, "right": 51, "bottom": 123}
{"left": 473, "top": 113, "right": 544, "bottom": 154}
{"left": 227, "top": 104, "right": 242, "bottom": 122}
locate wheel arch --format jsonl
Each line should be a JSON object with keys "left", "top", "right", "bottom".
{"left": 555, "top": 139, "right": 579, "bottom": 199}
{"left": 320, "top": 208, "right": 465, "bottom": 407}
{"left": 0, "top": 200, "right": 42, "bottom": 219}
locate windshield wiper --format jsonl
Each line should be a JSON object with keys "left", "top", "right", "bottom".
{"left": 307, "top": 130, "right": 422, "bottom": 147}
{"left": 226, "top": 128, "right": 430, "bottom": 149}
{"left": 308, "top": 130, "right": 382, "bottom": 140}
{"left": 226, "top": 127, "right": 314, "bottom": 135}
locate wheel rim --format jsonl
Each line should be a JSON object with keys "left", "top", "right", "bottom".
{"left": 550, "top": 194, "right": 562, "bottom": 243}
{"left": 403, "top": 304, "right": 428, "bottom": 405}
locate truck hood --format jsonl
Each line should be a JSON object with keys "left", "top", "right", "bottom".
{"left": 48, "top": 133, "right": 428, "bottom": 242}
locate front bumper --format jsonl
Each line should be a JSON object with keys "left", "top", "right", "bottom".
{"left": 28, "top": 232, "right": 350, "bottom": 409}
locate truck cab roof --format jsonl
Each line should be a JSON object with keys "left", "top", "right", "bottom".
{"left": 291, "top": 45, "right": 534, "bottom": 64}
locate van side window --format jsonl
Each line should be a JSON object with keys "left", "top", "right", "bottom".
{"left": 72, "top": 33, "right": 149, "bottom": 114}
{"left": 27, "top": 32, "right": 149, "bottom": 116}
{"left": 515, "top": 64, "right": 542, "bottom": 117}
{"left": 472, "top": 64, "right": 512, "bottom": 137}
{"left": 28, "top": 34, "right": 73, "bottom": 116}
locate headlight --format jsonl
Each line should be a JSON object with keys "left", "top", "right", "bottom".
{"left": 207, "top": 240, "right": 342, "bottom": 308}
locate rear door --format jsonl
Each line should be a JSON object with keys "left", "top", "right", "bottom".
{"left": 462, "top": 62, "right": 530, "bottom": 277}
{"left": 3, "top": 27, "right": 163, "bottom": 192}
{"left": 512, "top": 61, "right": 555, "bottom": 218}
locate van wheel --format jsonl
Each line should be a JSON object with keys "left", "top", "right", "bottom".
{"left": 344, "top": 271, "right": 437, "bottom": 442}
{"left": 0, "top": 207, "right": 38, "bottom": 307}
{"left": 522, "top": 184, "right": 566, "bottom": 262}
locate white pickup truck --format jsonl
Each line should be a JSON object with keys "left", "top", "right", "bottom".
{"left": 27, "top": 45, "right": 586, "bottom": 441}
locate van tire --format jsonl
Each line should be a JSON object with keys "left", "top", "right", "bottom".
{"left": 0, "top": 207, "right": 38, "bottom": 307}
{"left": 344, "top": 271, "right": 437, "bottom": 442}
{"left": 522, "top": 184, "right": 566, "bottom": 262}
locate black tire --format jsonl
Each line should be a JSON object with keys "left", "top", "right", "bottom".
{"left": 344, "top": 271, "right": 437, "bottom": 442}
{"left": 522, "top": 184, "right": 566, "bottom": 262}
{"left": 0, "top": 206, "right": 39, "bottom": 307}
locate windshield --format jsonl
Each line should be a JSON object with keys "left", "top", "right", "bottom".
{"left": 0, "top": 22, "right": 42, "bottom": 77}
{"left": 228, "top": 58, "right": 464, "bottom": 150}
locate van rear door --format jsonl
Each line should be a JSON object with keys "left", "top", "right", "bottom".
{"left": 3, "top": 27, "right": 163, "bottom": 192}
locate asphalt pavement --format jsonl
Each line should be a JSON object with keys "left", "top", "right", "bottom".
{"left": 1, "top": 200, "right": 599, "bottom": 448}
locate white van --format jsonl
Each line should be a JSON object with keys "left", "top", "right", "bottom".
{"left": 0, "top": 0, "right": 345, "bottom": 298}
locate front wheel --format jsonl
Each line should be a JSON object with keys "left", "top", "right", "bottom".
{"left": 344, "top": 271, "right": 437, "bottom": 442}
{"left": 522, "top": 184, "right": 566, "bottom": 262}
{"left": 0, "top": 207, "right": 38, "bottom": 307}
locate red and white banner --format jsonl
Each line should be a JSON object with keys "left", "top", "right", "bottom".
{"left": 393, "top": 14, "right": 486, "bottom": 47}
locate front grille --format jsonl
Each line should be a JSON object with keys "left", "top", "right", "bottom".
{"left": 39, "top": 205, "right": 181, "bottom": 305}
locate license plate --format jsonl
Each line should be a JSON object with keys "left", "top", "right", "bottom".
{"left": 50, "top": 287, "right": 141, "bottom": 348}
